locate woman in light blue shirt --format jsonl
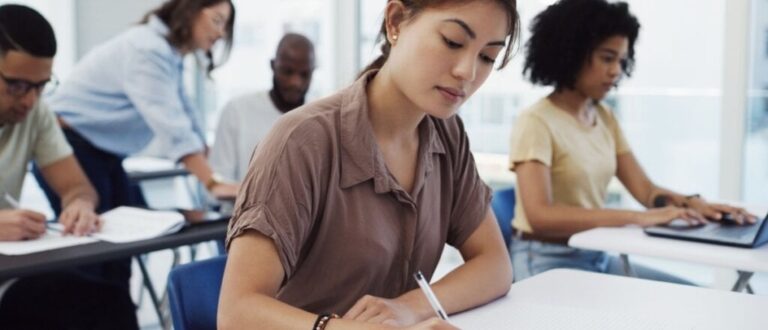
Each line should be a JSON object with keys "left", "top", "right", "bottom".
{"left": 33, "top": 0, "right": 236, "bottom": 296}
{"left": 39, "top": 0, "right": 237, "bottom": 210}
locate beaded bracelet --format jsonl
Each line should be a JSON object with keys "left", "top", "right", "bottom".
{"left": 312, "top": 313, "right": 339, "bottom": 330}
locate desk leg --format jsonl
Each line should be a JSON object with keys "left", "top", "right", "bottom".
{"left": 732, "top": 271, "right": 754, "bottom": 293}
{"left": 190, "top": 244, "right": 198, "bottom": 262}
{"left": 620, "top": 254, "right": 637, "bottom": 277}
{"left": 136, "top": 256, "right": 167, "bottom": 328}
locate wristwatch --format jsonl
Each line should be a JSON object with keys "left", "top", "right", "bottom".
{"left": 681, "top": 194, "right": 701, "bottom": 208}
{"left": 205, "top": 173, "right": 225, "bottom": 191}
{"left": 685, "top": 194, "right": 701, "bottom": 200}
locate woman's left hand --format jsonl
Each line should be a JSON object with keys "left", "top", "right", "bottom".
{"left": 686, "top": 198, "right": 757, "bottom": 225}
{"left": 343, "top": 294, "right": 422, "bottom": 326}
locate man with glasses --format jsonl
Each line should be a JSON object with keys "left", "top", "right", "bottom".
{"left": 0, "top": 5, "right": 138, "bottom": 329}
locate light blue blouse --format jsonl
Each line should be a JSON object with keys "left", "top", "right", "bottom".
{"left": 48, "top": 16, "right": 205, "bottom": 161}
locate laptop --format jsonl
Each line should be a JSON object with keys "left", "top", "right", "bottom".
{"left": 643, "top": 213, "right": 768, "bottom": 248}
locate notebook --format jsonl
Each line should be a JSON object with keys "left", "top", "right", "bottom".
{"left": 0, "top": 207, "right": 185, "bottom": 255}
{"left": 89, "top": 206, "right": 185, "bottom": 243}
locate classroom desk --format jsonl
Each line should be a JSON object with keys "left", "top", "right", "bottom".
{"left": 452, "top": 269, "right": 768, "bottom": 329}
{"left": 124, "top": 156, "right": 206, "bottom": 214}
{"left": 124, "top": 157, "right": 188, "bottom": 182}
{"left": 0, "top": 219, "right": 228, "bottom": 279}
{"left": 127, "top": 168, "right": 190, "bottom": 181}
{"left": 0, "top": 219, "right": 228, "bottom": 328}
{"left": 568, "top": 226, "right": 768, "bottom": 292}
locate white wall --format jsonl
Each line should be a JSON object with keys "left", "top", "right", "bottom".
{"left": 74, "top": 0, "right": 162, "bottom": 58}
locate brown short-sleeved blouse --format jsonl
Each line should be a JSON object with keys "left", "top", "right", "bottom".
{"left": 226, "top": 71, "right": 492, "bottom": 314}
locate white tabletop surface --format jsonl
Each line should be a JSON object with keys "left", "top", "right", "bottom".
{"left": 568, "top": 226, "right": 768, "bottom": 273}
{"left": 451, "top": 269, "right": 768, "bottom": 329}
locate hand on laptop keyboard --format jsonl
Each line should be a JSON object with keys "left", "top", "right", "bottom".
{"left": 638, "top": 206, "right": 705, "bottom": 227}
{"left": 685, "top": 199, "right": 757, "bottom": 225}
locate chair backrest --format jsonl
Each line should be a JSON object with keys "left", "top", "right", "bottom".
{"left": 167, "top": 255, "right": 227, "bottom": 330}
{"left": 491, "top": 187, "right": 516, "bottom": 247}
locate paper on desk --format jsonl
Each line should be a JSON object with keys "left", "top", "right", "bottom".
{"left": 0, "top": 230, "right": 98, "bottom": 255}
{"left": 92, "top": 206, "right": 185, "bottom": 243}
{"left": 452, "top": 301, "right": 692, "bottom": 330}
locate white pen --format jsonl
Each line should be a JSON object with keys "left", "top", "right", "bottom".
{"left": 4, "top": 193, "right": 20, "bottom": 209}
{"left": 413, "top": 270, "right": 450, "bottom": 321}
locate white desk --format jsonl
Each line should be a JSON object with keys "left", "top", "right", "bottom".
{"left": 452, "top": 269, "right": 768, "bottom": 329}
{"left": 569, "top": 226, "right": 768, "bottom": 292}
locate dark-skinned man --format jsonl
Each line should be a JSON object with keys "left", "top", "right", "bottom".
{"left": 211, "top": 33, "right": 316, "bottom": 182}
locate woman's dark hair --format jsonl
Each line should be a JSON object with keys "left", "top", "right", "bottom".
{"left": 141, "top": 0, "right": 235, "bottom": 75}
{"left": 361, "top": 0, "right": 519, "bottom": 75}
{"left": 0, "top": 4, "right": 56, "bottom": 58}
{"left": 523, "top": 0, "right": 640, "bottom": 89}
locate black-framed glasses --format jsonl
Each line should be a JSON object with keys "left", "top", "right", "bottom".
{"left": 0, "top": 70, "right": 59, "bottom": 97}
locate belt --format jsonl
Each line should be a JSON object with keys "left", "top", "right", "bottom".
{"left": 518, "top": 232, "right": 570, "bottom": 245}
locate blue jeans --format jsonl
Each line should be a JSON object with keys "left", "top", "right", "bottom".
{"left": 510, "top": 238, "right": 694, "bottom": 285}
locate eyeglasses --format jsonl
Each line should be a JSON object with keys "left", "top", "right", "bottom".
{"left": 0, "top": 70, "right": 59, "bottom": 98}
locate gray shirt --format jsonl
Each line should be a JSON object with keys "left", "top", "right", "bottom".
{"left": 210, "top": 90, "right": 282, "bottom": 182}
{"left": 0, "top": 102, "right": 72, "bottom": 208}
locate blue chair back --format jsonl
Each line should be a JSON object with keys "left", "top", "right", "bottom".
{"left": 167, "top": 255, "right": 227, "bottom": 330}
{"left": 491, "top": 187, "right": 516, "bottom": 247}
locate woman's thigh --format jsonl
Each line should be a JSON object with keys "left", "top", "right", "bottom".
{"left": 510, "top": 239, "right": 608, "bottom": 282}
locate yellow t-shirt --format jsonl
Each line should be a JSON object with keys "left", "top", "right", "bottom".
{"left": 508, "top": 98, "right": 631, "bottom": 234}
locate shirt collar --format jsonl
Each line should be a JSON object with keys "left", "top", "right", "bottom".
{"left": 147, "top": 15, "right": 170, "bottom": 37}
{"left": 338, "top": 70, "right": 446, "bottom": 192}
{"left": 146, "top": 15, "right": 185, "bottom": 66}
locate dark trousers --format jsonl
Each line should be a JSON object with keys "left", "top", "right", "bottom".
{"left": 0, "top": 273, "right": 139, "bottom": 330}
{"left": 33, "top": 127, "right": 147, "bottom": 290}
{"left": 26, "top": 127, "right": 145, "bottom": 328}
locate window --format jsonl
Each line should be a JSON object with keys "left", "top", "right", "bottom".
{"left": 359, "top": 0, "right": 383, "bottom": 71}
{"left": 743, "top": 0, "right": 768, "bottom": 203}
{"left": 358, "top": 0, "right": 726, "bottom": 203}
{"left": 206, "top": 0, "right": 336, "bottom": 133}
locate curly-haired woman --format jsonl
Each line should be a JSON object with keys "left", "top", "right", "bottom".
{"left": 508, "top": 0, "right": 755, "bottom": 283}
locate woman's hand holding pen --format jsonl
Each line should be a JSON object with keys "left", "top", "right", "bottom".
{"left": 404, "top": 318, "right": 458, "bottom": 330}
{"left": 343, "top": 295, "right": 421, "bottom": 326}
{"left": 0, "top": 209, "right": 46, "bottom": 241}
{"left": 342, "top": 295, "right": 459, "bottom": 329}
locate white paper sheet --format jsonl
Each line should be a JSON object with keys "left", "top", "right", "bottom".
{"left": 91, "top": 206, "right": 185, "bottom": 243}
{"left": 0, "top": 230, "right": 98, "bottom": 255}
